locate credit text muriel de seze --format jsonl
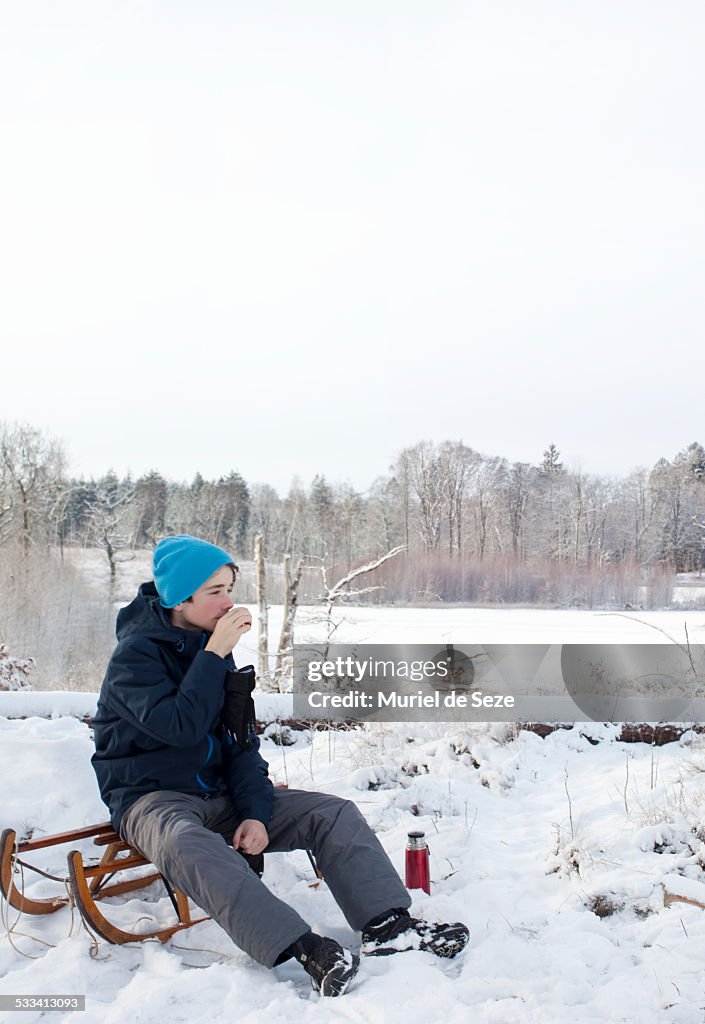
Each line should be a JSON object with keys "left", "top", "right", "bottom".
{"left": 306, "top": 689, "right": 516, "bottom": 710}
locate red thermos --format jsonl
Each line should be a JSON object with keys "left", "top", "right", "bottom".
{"left": 405, "top": 831, "right": 431, "bottom": 894}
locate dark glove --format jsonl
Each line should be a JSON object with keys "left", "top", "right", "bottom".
{"left": 222, "top": 665, "right": 257, "bottom": 750}
{"left": 238, "top": 850, "right": 264, "bottom": 877}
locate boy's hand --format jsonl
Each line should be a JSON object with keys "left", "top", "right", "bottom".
{"left": 205, "top": 606, "right": 252, "bottom": 657}
{"left": 233, "top": 818, "right": 269, "bottom": 855}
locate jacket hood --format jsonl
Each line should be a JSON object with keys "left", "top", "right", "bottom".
{"left": 116, "top": 582, "right": 192, "bottom": 644}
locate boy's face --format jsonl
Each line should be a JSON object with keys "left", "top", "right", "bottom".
{"left": 170, "top": 565, "right": 234, "bottom": 633}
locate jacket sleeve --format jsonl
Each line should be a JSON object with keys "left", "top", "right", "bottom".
{"left": 104, "top": 637, "right": 228, "bottom": 746}
{"left": 222, "top": 730, "right": 275, "bottom": 827}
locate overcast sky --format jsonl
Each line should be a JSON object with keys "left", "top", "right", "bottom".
{"left": 1, "top": 1, "right": 703, "bottom": 494}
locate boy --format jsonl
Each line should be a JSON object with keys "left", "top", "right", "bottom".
{"left": 92, "top": 535, "right": 468, "bottom": 995}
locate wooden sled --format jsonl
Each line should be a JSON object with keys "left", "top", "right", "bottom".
{"left": 1, "top": 822, "right": 208, "bottom": 944}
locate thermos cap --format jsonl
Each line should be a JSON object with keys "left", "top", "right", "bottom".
{"left": 406, "top": 830, "right": 428, "bottom": 850}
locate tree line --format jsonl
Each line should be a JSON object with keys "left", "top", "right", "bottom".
{"left": 2, "top": 421, "right": 705, "bottom": 609}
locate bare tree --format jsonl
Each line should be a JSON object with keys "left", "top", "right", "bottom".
{"left": 0, "top": 422, "right": 66, "bottom": 551}
{"left": 533, "top": 458, "right": 571, "bottom": 563}
{"left": 314, "top": 545, "right": 407, "bottom": 655}
{"left": 254, "top": 534, "right": 270, "bottom": 687}
{"left": 647, "top": 455, "right": 705, "bottom": 571}
{"left": 398, "top": 442, "right": 444, "bottom": 551}
{"left": 272, "top": 553, "right": 303, "bottom": 692}
{"left": 437, "top": 441, "right": 477, "bottom": 557}
{"left": 467, "top": 455, "right": 505, "bottom": 561}
{"left": 84, "top": 473, "right": 136, "bottom": 592}
{"left": 579, "top": 475, "right": 612, "bottom": 567}
{"left": 249, "top": 483, "right": 284, "bottom": 553}
{"left": 503, "top": 462, "right": 534, "bottom": 559}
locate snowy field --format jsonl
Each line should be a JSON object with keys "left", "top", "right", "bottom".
{"left": 4, "top": 604, "right": 705, "bottom": 1022}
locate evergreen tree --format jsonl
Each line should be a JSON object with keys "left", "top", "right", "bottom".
{"left": 541, "top": 444, "right": 563, "bottom": 474}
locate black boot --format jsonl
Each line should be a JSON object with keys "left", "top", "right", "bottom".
{"left": 361, "top": 908, "right": 469, "bottom": 959}
{"left": 286, "top": 932, "right": 360, "bottom": 996}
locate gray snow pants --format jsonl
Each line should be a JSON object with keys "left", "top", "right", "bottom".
{"left": 120, "top": 788, "right": 411, "bottom": 967}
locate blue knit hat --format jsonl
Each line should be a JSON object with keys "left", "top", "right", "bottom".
{"left": 153, "top": 535, "right": 234, "bottom": 608}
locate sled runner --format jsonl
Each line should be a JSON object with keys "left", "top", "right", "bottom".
{"left": 1, "top": 821, "right": 209, "bottom": 943}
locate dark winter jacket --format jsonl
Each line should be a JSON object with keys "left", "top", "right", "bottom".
{"left": 91, "top": 582, "right": 273, "bottom": 833}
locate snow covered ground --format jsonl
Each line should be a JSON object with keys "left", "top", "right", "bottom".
{"left": 4, "top": 606, "right": 705, "bottom": 1022}
{"left": 5, "top": 715, "right": 705, "bottom": 1022}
